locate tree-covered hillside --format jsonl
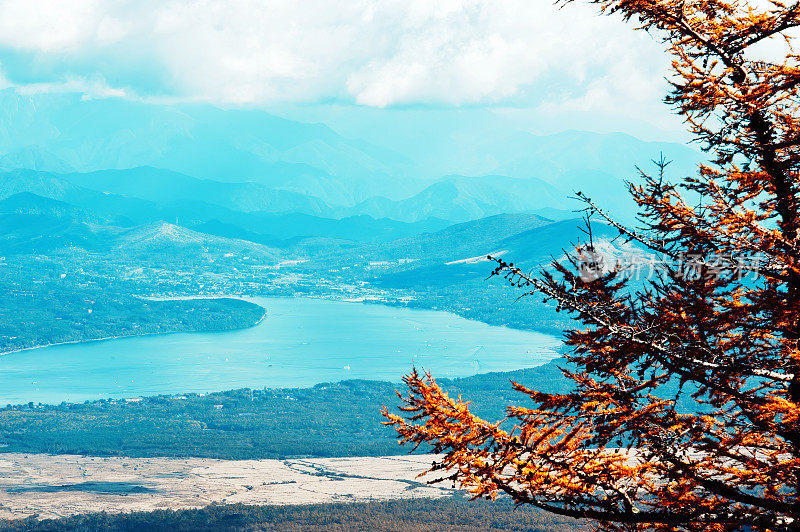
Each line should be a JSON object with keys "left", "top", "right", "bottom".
{"left": 0, "top": 361, "right": 573, "bottom": 459}
{"left": 0, "top": 497, "right": 586, "bottom": 532}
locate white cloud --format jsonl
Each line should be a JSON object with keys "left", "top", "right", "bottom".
{"left": 0, "top": 0, "right": 671, "bottom": 119}
{"left": 0, "top": 0, "right": 132, "bottom": 53}
{"left": 346, "top": 0, "right": 667, "bottom": 108}
{"left": 14, "top": 76, "right": 129, "bottom": 99}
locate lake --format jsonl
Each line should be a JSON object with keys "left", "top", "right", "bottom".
{"left": 0, "top": 297, "right": 562, "bottom": 404}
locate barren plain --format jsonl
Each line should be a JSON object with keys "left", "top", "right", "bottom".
{"left": 0, "top": 453, "right": 453, "bottom": 520}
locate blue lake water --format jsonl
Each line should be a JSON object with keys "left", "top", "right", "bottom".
{"left": 0, "top": 297, "right": 562, "bottom": 405}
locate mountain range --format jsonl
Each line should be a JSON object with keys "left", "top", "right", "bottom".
{"left": 0, "top": 90, "right": 419, "bottom": 206}
{"left": 0, "top": 88, "right": 709, "bottom": 273}
{"left": 0, "top": 90, "right": 704, "bottom": 219}
{"left": 0, "top": 192, "right": 277, "bottom": 258}
{"left": 0, "top": 187, "right": 620, "bottom": 292}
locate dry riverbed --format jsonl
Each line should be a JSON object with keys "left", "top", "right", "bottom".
{"left": 0, "top": 453, "right": 453, "bottom": 520}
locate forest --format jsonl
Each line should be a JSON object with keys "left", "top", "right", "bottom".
{"left": 0, "top": 256, "right": 265, "bottom": 353}
{"left": 0, "top": 496, "right": 585, "bottom": 532}
{"left": 0, "top": 361, "right": 573, "bottom": 459}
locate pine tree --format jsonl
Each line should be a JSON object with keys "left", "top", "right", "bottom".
{"left": 384, "top": 0, "right": 800, "bottom": 529}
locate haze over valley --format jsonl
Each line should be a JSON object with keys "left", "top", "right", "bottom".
{"left": 0, "top": 88, "right": 699, "bottom": 526}
{"left": 0, "top": 0, "right": 793, "bottom": 525}
{"left": 0, "top": 90, "right": 702, "bottom": 352}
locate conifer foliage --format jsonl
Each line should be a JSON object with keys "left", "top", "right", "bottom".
{"left": 383, "top": 0, "right": 800, "bottom": 529}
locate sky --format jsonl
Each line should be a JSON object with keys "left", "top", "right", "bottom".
{"left": 0, "top": 0, "right": 689, "bottom": 141}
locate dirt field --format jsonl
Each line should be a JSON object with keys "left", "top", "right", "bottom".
{"left": 0, "top": 453, "right": 453, "bottom": 520}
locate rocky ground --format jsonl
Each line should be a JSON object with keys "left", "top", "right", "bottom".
{"left": 0, "top": 453, "right": 453, "bottom": 520}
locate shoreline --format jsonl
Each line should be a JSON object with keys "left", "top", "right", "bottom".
{"left": 0, "top": 301, "right": 267, "bottom": 357}
{"left": 1, "top": 292, "right": 565, "bottom": 357}
{"left": 0, "top": 295, "right": 563, "bottom": 406}
{"left": 146, "top": 292, "right": 565, "bottom": 337}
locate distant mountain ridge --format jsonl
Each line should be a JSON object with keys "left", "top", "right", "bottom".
{"left": 0, "top": 89, "right": 704, "bottom": 222}
{"left": 0, "top": 90, "right": 421, "bottom": 206}
{"left": 324, "top": 213, "right": 556, "bottom": 267}
{"left": 0, "top": 170, "right": 459, "bottom": 246}
{"left": 60, "top": 167, "right": 332, "bottom": 215}
{"left": 0, "top": 191, "right": 281, "bottom": 258}
{"left": 0, "top": 192, "right": 97, "bottom": 222}
{"left": 114, "top": 221, "right": 276, "bottom": 256}
{"left": 369, "top": 217, "right": 625, "bottom": 289}
{"left": 0, "top": 167, "right": 571, "bottom": 233}
{"left": 348, "top": 175, "right": 569, "bottom": 222}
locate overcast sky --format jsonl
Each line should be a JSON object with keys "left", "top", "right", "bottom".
{"left": 0, "top": 0, "right": 688, "bottom": 140}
